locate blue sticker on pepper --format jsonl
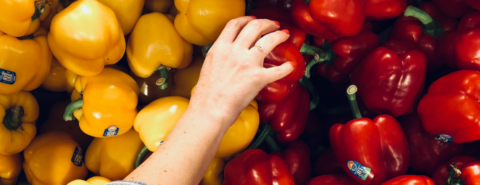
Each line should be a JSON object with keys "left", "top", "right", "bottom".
{"left": 71, "top": 146, "right": 83, "bottom": 167}
{"left": 435, "top": 134, "right": 453, "bottom": 143}
{"left": 103, "top": 125, "right": 119, "bottom": 137}
{"left": 0, "top": 68, "right": 16, "bottom": 85}
{"left": 347, "top": 160, "right": 371, "bottom": 180}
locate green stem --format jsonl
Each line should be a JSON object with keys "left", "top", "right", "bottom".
{"left": 32, "top": 0, "right": 46, "bottom": 21}
{"left": 346, "top": 85, "right": 362, "bottom": 119}
{"left": 300, "top": 43, "right": 323, "bottom": 56}
{"left": 265, "top": 135, "right": 281, "bottom": 152}
{"left": 134, "top": 146, "right": 150, "bottom": 169}
{"left": 155, "top": 66, "right": 169, "bottom": 90}
{"left": 63, "top": 98, "right": 83, "bottom": 121}
{"left": 446, "top": 164, "right": 465, "bottom": 185}
{"left": 17, "top": 34, "right": 34, "bottom": 40}
{"left": 247, "top": 124, "right": 275, "bottom": 149}
{"left": 299, "top": 77, "right": 320, "bottom": 110}
{"left": 404, "top": 5, "right": 444, "bottom": 38}
{"left": 305, "top": 58, "right": 322, "bottom": 78}
{"left": 3, "top": 106, "right": 24, "bottom": 130}
{"left": 202, "top": 43, "right": 214, "bottom": 58}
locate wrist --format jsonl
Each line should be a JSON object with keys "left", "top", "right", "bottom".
{"left": 188, "top": 94, "right": 243, "bottom": 131}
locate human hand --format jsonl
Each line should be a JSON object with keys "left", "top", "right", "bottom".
{"left": 191, "top": 16, "right": 293, "bottom": 124}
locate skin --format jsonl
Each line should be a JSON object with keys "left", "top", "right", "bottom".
{"left": 124, "top": 16, "right": 293, "bottom": 185}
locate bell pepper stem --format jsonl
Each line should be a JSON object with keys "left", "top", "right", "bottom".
{"left": 305, "top": 58, "right": 321, "bottom": 78}
{"left": 202, "top": 43, "right": 214, "bottom": 58}
{"left": 299, "top": 77, "right": 320, "bottom": 110}
{"left": 265, "top": 135, "right": 281, "bottom": 152}
{"left": 63, "top": 98, "right": 83, "bottom": 121}
{"left": 3, "top": 106, "right": 24, "bottom": 130}
{"left": 404, "top": 5, "right": 444, "bottom": 38}
{"left": 32, "top": 0, "right": 46, "bottom": 21}
{"left": 155, "top": 66, "right": 169, "bottom": 90}
{"left": 446, "top": 164, "right": 465, "bottom": 185}
{"left": 17, "top": 34, "right": 34, "bottom": 40}
{"left": 347, "top": 85, "right": 362, "bottom": 119}
{"left": 134, "top": 146, "right": 150, "bottom": 169}
{"left": 300, "top": 43, "right": 323, "bottom": 56}
{"left": 247, "top": 124, "right": 275, "bottom": 150}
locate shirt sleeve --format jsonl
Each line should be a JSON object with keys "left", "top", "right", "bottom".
{"left": 104, "top": 180, "right": 148, "bottom": 185}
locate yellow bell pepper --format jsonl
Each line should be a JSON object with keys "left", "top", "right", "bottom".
{"left": 0, "top": 0, "right": 48, "bottom": 37}
{"left": 41, "top": 57, "right": 77, "bottom": 93}
{"left": 97, "top": 0, "right": 144, "bottom": 35}
{"left": 0, "top": 153, "right": 22, "bottom": 185}
{"left": 0, "top": 28, "right": 52, "bottom": 95}
{"left": 131, "top": 70, "right": 173, "bottom": 104}
{"left": 127, "top": 12, "right": 192, "bottom": 90}
{"left": 174, "top": 0, "right": 245, "bottom": 46}
{"left": 0, "top": 91, "right": 39, "bottom": 155}
{"left": 171, "top": 56, "right": 203, "bottom": 99}
{"left": 134, "top": 96, "right": 259, "bottom": 157}
{"left": 24, "top": 131, "right": 88, "bottom": 185}
{"left": 200, "top": 157, "right": 225, "bottom": 185}
{"left": 145, "top": 0, "right": 173, "bottom": 13}
{"left": 68, "top": 176, "right": 111, "bottom": 185}
{"left": 39, "top": 100, "right": 93, "bottom": 150}
{"left": 39, "top": 0, "right": 73, "bottom": 31}
{"left": 85, "top": 129, "right": 144, "bottom": 181}
{"left": 48, "top": 0, "right": 126, "bottom": 77}
{"left": 64, "top": 68, "right": 139, "bottom": 138}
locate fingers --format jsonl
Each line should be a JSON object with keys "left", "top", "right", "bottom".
{"left": 263, "top": 62, "right": 294, "bottom": 83}
{"left": 249, "top": 30, "right": 289, "bottom": 58}
{"left": 234, "top": 19, "right": 280, "bottom": 48}
{"left": 216, "top": 16, "right": 256, "bottom": 44}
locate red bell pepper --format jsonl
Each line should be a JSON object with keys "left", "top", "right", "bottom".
{"left": 317, "top": 30, "right": 381, "bottom": 83}
{"left": 270, "top": 140, "right": 311, "bottom": 185}
{"left": 417, "top": 70, "right": 480, "bottom": 143}
{"left": 351, "top": 40, "right": 427, "bottom": 117}
{"left": 307, "top": 174, "right": 360, "bottom": 185}
{"left": 364, "top": 0, "right": 407, "bottom": 21}
{"left": 399, "top": 113, "right": 464, "bottom": 175}
{"left": 254, "top": 0, "right": 293, "bottom": 10}
{"left": 432, "top": 156, "right": 479, "bottom": 185}
{"left": 432, "top": 0, "right": 471, "bottom": 18}
{"left": 291, "top": 0, "right": 365, "bottom": 39}
{"left": 381, "top": 175, "right": 434, "bottom": 185}
{"left": 466, "top": 0, "right": 480, "bottom": 11}
{"left": 314, "top": 147, "right": 345, "bottom": 176}
{"left": 224, "top": 149, "right": 295, "bottom": 185}
{"left": 329, "top": 85, "right": 409, "bottom": 185}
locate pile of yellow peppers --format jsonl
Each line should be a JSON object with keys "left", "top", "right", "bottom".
{"left": 0, "top": 0, "right": 246, "bottom": 184}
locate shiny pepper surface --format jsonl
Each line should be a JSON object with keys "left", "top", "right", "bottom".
{"left": 174, "top": 0, "right": 245, "bottom": 46}
{"left": 418, "top": 70, "right": 480, "bottom": 143}
{"left": 351, "top": 40, "right": 427, "bottom": 117}
{"left": 48, "top": 0, "right": 126, "bottom": 76}
{"left": 85, "top": 129, "right": 144, "bottom": 181}
{"left": 131, "top": 70, "right": 173, "bottom": 104}
{"left": 330, "top": 115, "right": 410, "bottom": 184}
{"left": 171, "top": 56, "right": 203, "bottom": 99}
{"left": 270, "top": 140, "right": 311, "bottom": 185}
{"left": 0, "top": 91, "right": 39, "bottom": 155}
{"left": 41, "top": 57, "right": 77, "bottom": 93}
{"left": 381, "top": 175, "right": 434, "bottom": 185}
{"left": 97, "top": 0, "right": 144, "bottom": 35}
{"left": 432, "top": 0, "right": 471, "bottom": 18}
{"left": 39, "top": 0, "right": 70, "bottom": 31}
{"left": 127, "top": 12, "right": 192, "bottom": 79}
{"left": 66, "top": 68, "right": 139, "bottom": 138}
{"left": 432, "top": 156, "right": 478, "bottom": 185}
{"left": 200, "top": 157, "right": 225, "bottom": 185}
{"left": 364, "top": 0, "right": 407, "bottom": 20}
{"left": 0, "top": 153, "right": 22, "bottom": 185}
{"left": 68, "top": 176, "right": 111, "bottom": 185}
{"left": 24, "top": 132, "right": 88, "bottom": 185}
{"left": 0, "top": 28, "right": 52, "bottom": 95}
{"left": 0, "top": 0, "right": 45, "bottom": 37}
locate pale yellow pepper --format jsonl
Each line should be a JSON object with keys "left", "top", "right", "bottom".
{"left": 0, "top": 0, "right": 47, "bottom": 37}
{"left": 41, "top": 57, "right": 77, "bottom": 93}
{"left": 97, "top": 0, "right": 145, "bottom": 35}
{"left": 0, "top": 153, "right": 22, "bottom": 185}
{"left": 68, "top": 176, "right": 111, "bottom": 185}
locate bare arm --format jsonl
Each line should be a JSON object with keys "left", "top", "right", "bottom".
{"left": 124, "top": 16, "right": 292, "bottom": 185}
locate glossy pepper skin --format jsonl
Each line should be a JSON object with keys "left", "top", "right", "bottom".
{"left": 174, "top": 0, "right": 245, "bottom": 46}
{"left": 145, "top": 0, "right": 174, "bottom": 13}
{"left": 452, "top": 12, "right": 480, "bottom": 71}
{"left": 399, "top": 113, "right": 463, "bottom": 175}
{"left": 417, "top": 70, "right": 480, "bottom": 143}
{"left": 48, "top": 0, "right": 126, "bottom": 77}
{"left": 0, "top": 0, "right": 46, "bottom": 37}
{"left": 291, "top": 0, "right": 365, "bottom": 39}
{"left": 85, "top": 129, "right": 144, "bottom": 181}
{"left": 432, "top": 0, "right": 471, "bottom": 18}
{"left": 0, "top": 91, "right": 39, "bottom": 155}
{"left": 0, "top": 153, "right": 22, "bottom": 185}
{"left": 171, "top": 56, "right": 204, "bottom": 99}
{"left": 0, "top": 28, "right": 52, "bottom": 95}
{"left": 24, "top": 131, "right": 88, "bottom": 185}
{"left": 432, "top": 156, "right": 478, "bottom": 185}
{"left": 381, "top": 175, "right": 434, "bottom": 185}
{"left": 307, "top": 174, "right": 360, "bottom": 185}
{"left": 41, "top": 57, "right": 77, "bottom": 93}
{"left": 127, "top": 12, "right": 192, "bottom": 79}
{"left": 314, "top": 147, "right": 345, "bottom": 176}
{"left": 224, "top": 149, "right": 295, "bottom": 185}
{"left": 258, "top": 85, "right": 309, "bottom": 143}
{"left": 317, "top": 30, "right": 381, "bottom": 83}
{"left": 97, "top": 0, "right": 144, "bottom": 35}
{"left": 330, "top": 114, "right": 410, "bottom": 185}
{"left": 131, "top": 70, "right": 173, "bottom": 104}
{"left": 68, "top": 176, "right": 111, "bottom": 185}
{"left": 270, "top": 140, "right": 311, "bottom": 185}
{"left": 351, "top": 40, "right": 427, "bottom": 117}
{"left": 200, "top": 157, "right": 225, "bottom": 185}
{"left": 364, "top": 0, "right": 407, "bottom": 20}
{"left": 66, "top": 68, "right": 139, "bottom": 138}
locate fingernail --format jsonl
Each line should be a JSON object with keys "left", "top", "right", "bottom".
{"left": 250, "top": 16, "right": 257, "bottom": 19}
{"left": 273, "top": 21, "right": 280, "bottom": 26}
{"left": 282, "top": 29, "right": 289, "bottom": 34}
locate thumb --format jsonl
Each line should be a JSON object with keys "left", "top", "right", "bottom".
{"left": 263, "top": 61, "right": 294, "bottom": 83}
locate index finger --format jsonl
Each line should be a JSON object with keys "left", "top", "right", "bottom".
{"left": 215, "top": 16, "right": 257, "bottom": 44}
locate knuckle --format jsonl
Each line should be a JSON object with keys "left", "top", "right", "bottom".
{"left": 248, "top": 20, "right": 262, "bottom": 29}
{"left": 226, "top": 19, "right": 239, "bottom": 28}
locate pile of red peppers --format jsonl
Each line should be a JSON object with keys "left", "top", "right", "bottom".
{"left": 213, "top": 0, "right": 480, "bottom": 184}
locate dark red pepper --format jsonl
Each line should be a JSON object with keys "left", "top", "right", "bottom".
{"left": 270, "top": 140, "right": 311, "bottom": 185}
{"left": 466, "top": 0, "right": 480, "bottom": 11}
{"left": 432, "top": 0, "right": 471, "bottom": 18}
{"left": 254, "top": 0, "right": 293, "bottom": 10}
{"left": 307, "top": 174, "right": 360, "bottom": 185}
{"left": 432, "top": 156, "right": 479, "bottom": 185}
{"left": 224, "top": 149, "right": 295, "bottom": 185}
{"left": 329, "top": 85, "right": 409, "bottom": 185}
{"left": 313, "top": 147, "right": 345, "bottom": 176}
{"left": 351, "top": 40, "right": 427, "bottom": 117}
{"left": 364, "top": 0, "right": 407, "bottom": 21}
{"left": 399, "top": 113, "right": 463, "bottom": 175}
{"left": 417, "top": 70, "right": 480, "bottom": 143}
{"left": 381, "top": 175, "right": 435, "bottom": 185}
